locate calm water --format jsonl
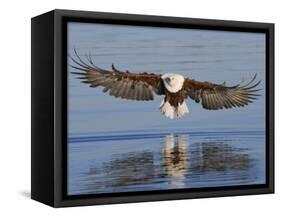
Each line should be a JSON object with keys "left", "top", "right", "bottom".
{"left": 67, "top": 22, "right": 266, "bottom": 195}
{"left": 68, "top": 131, "right": 265, "bottom": 195}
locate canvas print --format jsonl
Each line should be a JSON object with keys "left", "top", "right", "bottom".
{"left": 67, "top": 22, "right": 266, "bottom": 196}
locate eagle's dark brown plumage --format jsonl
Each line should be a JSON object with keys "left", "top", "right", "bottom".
{"left": 70, "top": 51, "right": 164, "bottom": 101}
{"left": 182, "top": 76, "right": 261, "bottom": 110}
{"left": 70, "top": 51, "right": 261, "bottom": 118}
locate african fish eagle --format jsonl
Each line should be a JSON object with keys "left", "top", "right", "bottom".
{"left": 70, "top": 51, "right": 261, "bottom": 119}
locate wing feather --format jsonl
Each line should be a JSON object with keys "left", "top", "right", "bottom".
{"left": 70, "top": 51, "right": 164, "bottom": 101}
{"left": 183, "top": 74, "right": 261, "bottom": 110}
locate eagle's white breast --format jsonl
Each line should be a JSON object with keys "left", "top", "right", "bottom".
{"left": 161, "top": 73, "right": 185, "bottom": 93}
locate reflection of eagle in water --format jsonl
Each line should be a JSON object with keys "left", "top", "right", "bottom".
{"left": 163, "top": 135, "right": 187, "bottom": 178}
{"left": 70, "top": 51, "right": 261, "bottom": 119}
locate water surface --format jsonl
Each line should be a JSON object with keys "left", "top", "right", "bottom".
{"left": 68, "top": 131, "right": 265, "bottom": 195}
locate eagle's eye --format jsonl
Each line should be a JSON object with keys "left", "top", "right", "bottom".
{"left": 165, "top": 77, "right": 171, "bottom": 82}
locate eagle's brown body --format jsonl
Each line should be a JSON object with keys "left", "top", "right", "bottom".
{"left": 164, "top": 90, "right": 185, "bottom": 107}
{"left": 70, "top": 50, "right": 261, "bottom": 119}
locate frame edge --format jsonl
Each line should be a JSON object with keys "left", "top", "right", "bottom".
{"left": 51, "top": 9, "right": 275, "bottom": 207}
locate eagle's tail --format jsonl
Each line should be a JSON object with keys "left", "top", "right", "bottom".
{"left": 175, "top": 101, "right": 189, "bottom": 118}
{"left": 160, "top": 100, "right": 189, "bottom": 119}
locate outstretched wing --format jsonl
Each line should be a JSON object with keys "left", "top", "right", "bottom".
{"left": 70, "top": 51, "right": 164, "bottom": 101}
{"left": 183, "top": 74, "right": 261, "bottom": 110}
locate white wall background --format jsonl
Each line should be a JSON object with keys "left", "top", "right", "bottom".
{"left": 0, "top": 0, "right": 279, "bottom": 216}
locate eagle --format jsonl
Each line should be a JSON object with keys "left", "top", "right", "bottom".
{"left": 70, "top": 51, "right": 261, "bottom": 119}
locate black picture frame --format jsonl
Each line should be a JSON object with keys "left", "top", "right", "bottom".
{"left": 31, "top": 9, "right": 274, "bottom": 207}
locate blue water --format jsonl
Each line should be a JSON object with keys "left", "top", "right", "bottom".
{"left": 68, "top": 131, "right": 265, "bottom": 195}
{"left": 67, "top": 22, "right": 266, "bottom": 195}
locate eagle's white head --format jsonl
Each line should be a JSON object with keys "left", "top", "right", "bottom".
{"left": 161, "top": 73, "right": 185, "bottom": 93}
